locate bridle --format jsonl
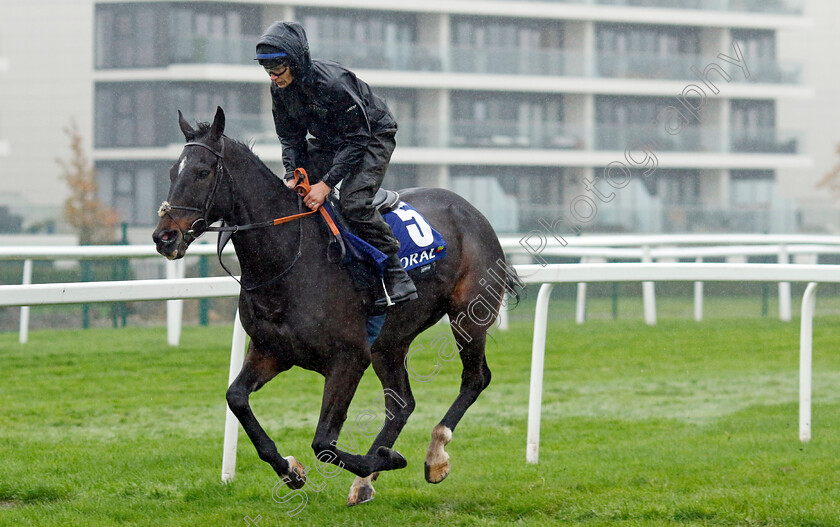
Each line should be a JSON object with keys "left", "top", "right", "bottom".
{"left": 157, "top": 140, "right": 230, "bottom": 240}
{"left": 157, "top": 137, "right": 344, "bottom": 290}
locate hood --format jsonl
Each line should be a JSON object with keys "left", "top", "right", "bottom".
{"left": 256, "top": 21, "right": 312, "bottom": 78}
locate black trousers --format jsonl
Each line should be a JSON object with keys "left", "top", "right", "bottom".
{"left": 303, "top": 128, "right": 400, "bottom": 257}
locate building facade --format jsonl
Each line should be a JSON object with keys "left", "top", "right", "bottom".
{"left": 0, "top": 0, "right": 823, "bottom": 239}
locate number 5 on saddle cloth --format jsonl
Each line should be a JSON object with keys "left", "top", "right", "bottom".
{"left": 322, "top": 194, "right": 447, "bottom": 285}
{"left": 320, "top": 192, "right": 447, "bottom": 346}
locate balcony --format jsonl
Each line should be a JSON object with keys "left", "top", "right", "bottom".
{"left": 450, "top": 46, "right": 585, "bottom": 77}
{"left": 595, "top": 0, "right": 804, "bottom": 14}
{"left": 509, "top": 0, "right": 804, "bottom": 15}
{"left": 230, "top": 118, "right": 801, "bottom": 156}
{"left": 310, "top": 40, "right": 443, "bottom": 71}
{"left": 727, "top": 57, "right": 802, "bottom": 84}
{"left": 170, "top": 34, "right": 259, "bottom": 65}
{"left": 148, "top": 32, "right": 804, "bottom": 87}
{"left": 449, "top": 120, "right": 584, "bottom": 149}
{"left": 594, "top": 52, "right": 801, "bottom": 84}
{"left": 595, "top": 52, "right": 703, "bottom": 81}
{"left": 730, "top": 129, "right": 801, "bottom": 154}
{"left": 163, "top": 112, "right": 269, "bottom": 145}
{"left": 595, "top": 124, "right": 802, "bottom": 154}
{"left": 595, "top": 124, "right": 722, "bottom": 152}
{"left": 584, "top": 203, "right": 799, "bottom": 233}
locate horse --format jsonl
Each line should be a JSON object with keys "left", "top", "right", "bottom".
{"left": 152, "top": 107, "right": 521, "bottom": 506}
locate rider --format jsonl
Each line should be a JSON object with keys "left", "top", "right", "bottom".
{"left": 255, "top": 20, "right": 417, "bottom": 305}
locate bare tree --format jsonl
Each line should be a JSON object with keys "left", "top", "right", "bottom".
{"left": 56, "top": 119, "right": 119, "bottom": 244}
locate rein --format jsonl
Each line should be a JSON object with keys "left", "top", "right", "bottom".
{"left": 158, "top": 139, "right": 345, "bottom": 290}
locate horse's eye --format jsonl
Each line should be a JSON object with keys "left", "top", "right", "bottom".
{"left": 197, "top": 169, "right": 211, "bottom": 179}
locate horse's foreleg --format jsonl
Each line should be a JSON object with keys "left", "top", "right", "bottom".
{"left": 225, "top": 346, "right": 304, "bottom": 488}
{"left": 311, "top": 361, "right": 407, "bottom": 480}
{"left": 365, "top": 346, "right": 417, "bottom": 451}
{"left": 346, "top": 347, "right": 416, "bottom": 506}
{"left": 346, "top": 471, "right": 379, "bottom": 507}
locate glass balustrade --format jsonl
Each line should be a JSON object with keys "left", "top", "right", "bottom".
{"left": 309, "top": 40, "right": 443, "bottom": 71}
{"left": 594, "top": 124, "right": 725, "bottom": 152}
{"left": 170, "top": 34, "right": 259, "bottom": 65}
{"left": 730, "top": 129, "right": 801, "bottom": 154}
{"left": 727, "top": 58, "right": 801, "bottom": 84}
{"left": 164, "top": 33, "right": 799, "bottom": 85}
{"left": 449, "top": 47, "right": 585, "bottom": 77}
{"left": 596, "top": 52, "right": 703, "bottom": 81}
{"left": 475, "top": 0, "right": 804, "bottom": 15}
{"left": 206, "top": 116, "right": 801, "bottom": 156}
{"left": 449, "top": 120, "right": 586, "bottom": 149}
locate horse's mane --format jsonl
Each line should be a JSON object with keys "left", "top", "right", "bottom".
{"left": 192, "top": 121, "right": 282, "bottom": 183}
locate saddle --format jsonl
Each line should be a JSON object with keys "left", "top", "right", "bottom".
{"left": 325, "top": 187, "right": 400, "bottom": 236}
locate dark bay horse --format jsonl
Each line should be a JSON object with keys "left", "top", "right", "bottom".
{"left": 152, "top": 107, "right": 521, "bottom": 506}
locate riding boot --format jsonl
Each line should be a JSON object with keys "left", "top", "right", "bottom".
{"left": 377, "top": 254, "right": 418, "bottom": 306}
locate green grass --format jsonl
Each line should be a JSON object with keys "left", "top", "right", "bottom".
{"left": 1, "top": 316, "right": 840, "bottom": 526}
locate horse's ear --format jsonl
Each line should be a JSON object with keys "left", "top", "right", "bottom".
{"left": 178, "top": 110, "right": 195, "bottom": 140}
{"left": 210, "top": 106, "right": 225, "bottom": 140}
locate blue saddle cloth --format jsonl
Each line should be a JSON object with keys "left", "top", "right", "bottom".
{"left": 322, "top": 200, "right": 446, "bottom": 347}
{"left": 323, "top": 201, "right": 447, "bottom": 275}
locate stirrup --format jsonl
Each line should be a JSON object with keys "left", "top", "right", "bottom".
{"left": 378, "top": 277, "right": 395, "bottom": 307}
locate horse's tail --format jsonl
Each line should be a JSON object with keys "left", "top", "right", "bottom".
{"left": 494, "top": 257, "right": 524, "bottom": 309}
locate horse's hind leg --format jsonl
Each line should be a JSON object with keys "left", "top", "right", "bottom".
{"left": 225, "top": 343, "right": 305, "bottom": 488}
{"left": 425, "top": 315, "right": 492, "bottom": 484}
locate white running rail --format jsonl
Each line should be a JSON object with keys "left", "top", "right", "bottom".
{"left": 0, "top": 262, "right": 836, "bottom": 477}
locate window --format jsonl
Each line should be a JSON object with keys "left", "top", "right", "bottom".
{"left": 730, "top": 170, "right": 775, "bottom": 207}
{"left": 96, "top": 3, "right": 260, "bottom": 68}
{"left": 96, "top": 83, "right": 262, "bottom": 148}
{"left": 299, "top": 9, "right": 416, "bottom": 70}
{"left": 95, "top": 4, "right": 162, "bottom": 68}
{"left": 451, "top": 92, "right": 565, "bottom": 148}
{"left": 731, "top": 29, "right": 775, "bottom": 61}
{"left": 451, "top": 16, "right": 565, "bottom": 75}
{"left": 96, "top": 84, "right": 160, "bottom": 147}
{"left": 731, "top": 99, "right": 775, "bottom": 131}
{"left": 596, "top": 96, "right": 701, "bottom": 151}
{"left": 596, "top": 24, "right": 699, "bottom": 79}
{"left": 382, "top": 165, "right": 416, "bottom": 191}
{"left": 658, "top": 170, "right": 700, "bottom": 206}
{"left": 97, "top": 161, "right": 171, "bottom": 226}
{"left": 729, "top": 29, "right": 789, "bottom": 83}
{"left": 376, "top": 89, "right": 419, "bottom": 144}
{"left": 171, "top": 83, "right": 262, "bottom": 141}
{"left": 597, "top": 24, "right": 699, "bottom": 55}
{"left": 169, "top": 4, "right": 260, "bottom": 64}
{"left": 730, "top": 100, "right": 788, "bottom": 153}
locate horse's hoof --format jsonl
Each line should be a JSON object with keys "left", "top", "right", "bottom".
{"left": 424, "top": 425, "right": 452, "bottom": 484}
{"left": 376, "top": 446, "right": 407, "bottom": 470}
{"left": 424, "top": 458, "right": 450, "bottom": 484}
{"left": 282, "top": 455, "right": 306, "bottom": 490}
{"left": 346, "top": 472, "right": 379, "bottom": 507}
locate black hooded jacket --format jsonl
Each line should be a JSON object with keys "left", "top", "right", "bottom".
{"left": 257, "top": 21, "right": 397, "bottom": 188}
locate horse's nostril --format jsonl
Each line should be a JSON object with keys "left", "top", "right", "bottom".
{"left": 153, "top": 229, "right": 178, "bottom": 245}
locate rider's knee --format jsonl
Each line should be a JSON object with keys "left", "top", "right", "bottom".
{"left": 340, "top": 199, "right": 374, "bottom": 222}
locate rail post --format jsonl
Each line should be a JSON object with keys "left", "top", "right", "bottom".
{"left": 799, "top": 282, "right": 818, "bottom": 442}
{"left": 222, "top": 310, "right": 248, "bottom": 482}
{"left": 18, "top": 259, "right": 32, "bottom": 344}
{"left": 527, "top": 283, "right": 555, "bottom": 464}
